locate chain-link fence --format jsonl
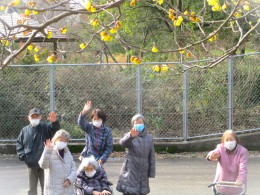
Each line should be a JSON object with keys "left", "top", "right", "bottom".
{"left": 0, "top": 52, "right": 259, "bottom": 142}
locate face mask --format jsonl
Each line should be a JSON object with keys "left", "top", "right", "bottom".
{"left": 224, "top": 140, "right": 237, "bottom": 151}
{"left": 56, "top": 141, "right": 68, "bottom": 150}
{"left": 30, "top": 119, "right": 40, "bottom": 127}
{"left": 134, "top": 124, "right": 145, "bottom": 132}
{"left": 93, "top": 120, "right": 102, "bottom": 128}
{"left": 85, "top": 170, "right": 96, "bottom": 178}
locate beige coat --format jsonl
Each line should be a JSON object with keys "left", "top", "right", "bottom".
{"left": 39, "top": 146, "right": 77, "bottom": 195}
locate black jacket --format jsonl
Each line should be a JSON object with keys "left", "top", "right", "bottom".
{"left": 16, "top": 121, "right": 60, "bottom": 167}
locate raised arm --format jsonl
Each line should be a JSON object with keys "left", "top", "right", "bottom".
{"left": 100, "top": 129, "right": 113, "bottom": 164}
{"left": 38, "top": 139, "right": 53, "bottom": 169}
{"left": 46, "top": 112, "right": 60, "bottom": 137}
{"left": 119, "top": 128, "right": 139, "bottom": 148}
{"left": 206, "top": 145, "right": 221, "bottom": 161}
{"left": 16, "top": 129, "right": 25, "bottom": 161}
{"left": 78, "top": 101, "right": 92, "bottom": 133}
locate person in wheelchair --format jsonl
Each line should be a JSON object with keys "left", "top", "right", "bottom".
{"left": 76, "top": 155, "right": 112, "bottom": 195}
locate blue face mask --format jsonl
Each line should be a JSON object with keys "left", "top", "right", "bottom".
{"left": 134, "top": 124, "right": 145, "bottom": 132}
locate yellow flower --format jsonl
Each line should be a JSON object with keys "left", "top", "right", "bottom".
{"left": 243, "top": 5, "right": 250, "bottom": 11}
{"left": 152, "top": 65, "right": 160, "bottom": 72}
{"left": 207, "top": 0, "right": 219, "bottom": 6}
{"left": 234, "top": 12, "right": 242, "bottom": 18}
{"left": 130, "top": 0, "right": 136, "bottom": 6}
{"left": 34, "top": 54, "right": 40, "bottom": 62}
{"left": 173, "top": 16, "right": 183, "bottom": 27}
{"left": 24, "top": 9, "right": 31, "bottom": 16}
{"left": 130, "top": 56, "right": 142, "bottom": 64}
{"left": 34, "top": 46, "right": 39, "bottom": 52}
{"left": 186, "top": 52, "right": 191, "bottom": 58}
{"left": 90, "top": 6, "right": 96, "bottom": 12}
{"left": 222, "top": 3, "right": 227, "bottom": 10}
{"left": 184, "top": 10, "right": 189, "bottom": 16}
{"left": 152, "top": 46, "right": 159, "bottom": 53}
{"left": 208, "top": 34, "right": 217, "bottom": 42}
{"left": 47, "top": 31, "right": 52, "bottom": 39}
{"left": 158, "top": 0, "right": 164, "bottom": 5}
{"left": 102, "top": 35, "right": 113, "bottom": 42}
{"left": 179, "top": 49, "right": 185, "bottom": 54}
{"left": 0, "top": 6, "right": 6, "bottom": 11}
{"left": 90, "top": 19, "right": 99, "bottom": 27}
{"left": 27, "top": 44, "right": 34, "bottom": 50}
{"left": 116, "top": 21, "right": 122, "bottom": 29}
{"left": 47, "top": 54, "right": 55, "bottom": 63}
{"left": 85, "top": 1, "right": 92, "bottom": 10}
{"left": 80, "top": 43, "right": 86, "bottom": 49}
{"left": 28, "top": 1, "right": 37, "bottom": 7}
{"left": 32, "top": 10, "right": 39, "bottom": 15}
{"left": 212, "top": 3, "right": 221, "bottom": 11}
{"left": 110, "top": 28, "right": 117, "bottom": 34}
{"left": 190, "top": 12, "right": 196, "bottom": 16}
{"left": 60, "top": 27, "right": 67, "bottom": 34}
{"left": 1, "top": 39, "right": 9, "bottom": 46}
{"left": 161, "top": 65, "right": 169, "bottom": 73}
{"left": 8, "top": 0, "right": 20, "bottom": 7}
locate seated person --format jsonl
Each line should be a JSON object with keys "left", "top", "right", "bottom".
{"left": 76, "top": 155, "right": 112, "bottom": 195}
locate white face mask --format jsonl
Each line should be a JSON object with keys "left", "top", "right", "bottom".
{"left": 85, "top": 170, "right": 96, "bottom": 178}
{"left": 56, "top": 141, "right": 68, "bottom": 150}
{"left": 30, "top": 119, "right": 40, "bottom": 127}
{"left": 224, "top": 140, "right": 237, "bottom": 151}
{"left": 93, "top": 120, "right": 102, "bottom": 128}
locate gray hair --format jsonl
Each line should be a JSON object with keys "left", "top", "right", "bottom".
{"left": 80, "top": 155, "right": 99, "bottom": 170}
{"left": 52, "top": 129, "right": 70, "bottom": 142}
{"left": 131, "top": 114, "right": 145, "bottom": 125}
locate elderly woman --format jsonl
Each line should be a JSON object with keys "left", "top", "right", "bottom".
{"left": 38, "top": 129, "right": 77, "bottom": 195}
{"left": 116, "top": 114, "right": 155, "bottom": 195}
{"left": 76, "top": 155, "right": 112, "bottom": 195}
{"left": 207, "top": 130, "right": 248, "bottom": 195}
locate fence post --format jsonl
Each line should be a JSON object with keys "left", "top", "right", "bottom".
{"left": 228, "top": 56, "right": 233, "bottom": 130}
{"left": 183, "top": 68, "right": 189, "bottom": 141}
{"left": 137, "top": 64, "right": 142, "bottom": 114}
{"left": 49, "top": 64, "right": 55, "bottom": 112}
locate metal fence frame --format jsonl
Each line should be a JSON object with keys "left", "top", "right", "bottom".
{"left": 0, "top": 52, "right": 259, "bottom": 142}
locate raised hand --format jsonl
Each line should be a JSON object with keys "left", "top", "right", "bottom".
{"left": 44, "top": 139, "right": 53, "bottom": 149}
{"left": 82, "top": 100, "right": 92, "bottom": 116}
{"left": 48, "top": 112, "right": 57, "bottom": 122}
{"left": 209, "top": 151, "right": 220, "bottom": 161}
{"left": 130, "top": 128, "right": 139, "bottom": 138}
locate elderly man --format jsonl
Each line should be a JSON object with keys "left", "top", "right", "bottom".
{"left": 16, "top": 108, "right": 60, "bottom": 195}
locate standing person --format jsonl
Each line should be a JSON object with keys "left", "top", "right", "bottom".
{"left": 206, "top": 130, "right": 248, "bottom": 195}
{"left": 16, "top": 108, "right": 60, "bottom": 195}
{"left": 116, "top": 114, "right": 155, "bottom": 195}
{"left": 39, "top": 129, "right": 77, "bottom": 195}
{"left": 78, "top": 100, "right": 113, "bottom": 166}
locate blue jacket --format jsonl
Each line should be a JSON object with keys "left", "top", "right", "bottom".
{"left": 78, "top": 113, "right": 113, "bottom": 164}
{"left": 16, "top": 120, "right": 60, "bottom": 167}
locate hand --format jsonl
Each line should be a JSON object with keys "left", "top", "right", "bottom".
{"left": 93, "top": 191, "right": 101, "bottom": 195}
{"left": 82, "top": 101, "right": 92, "bottom": 116}
{"left": 235, "top": 180, "right": 243, "bottom": 186}
{"left": 102, "top": 190, "right": 111, "bottom": 195}
{"left": 48, "top": 112, "right": 57, "bottom": 122}
{"left": 44, "top": 139, "right": 53, "bottom": 149}
{"left": 63, "top": 179, "right": 71, "bottom": 187}
{"left": 98, "top": 159, "right": 103, "bottom": 165}
{"left": 209, "top": 151, "right": 220, "bottom": 161}
{"left": 130, "top": 128, "right": 139, "bottom": 138}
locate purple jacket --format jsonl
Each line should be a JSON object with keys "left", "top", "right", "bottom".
{"left": 207, "top": 143, "right": 248, "bottom": 194}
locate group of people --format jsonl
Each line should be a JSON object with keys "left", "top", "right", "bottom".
{"left": 16, "top": 101, "right": 247, "bottom": 195}
{"left": 16, "top": 101, "right": 155, "bottom": 195}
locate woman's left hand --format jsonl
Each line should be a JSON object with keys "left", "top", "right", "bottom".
{"left": 63, "top": 179, "right": 71, "bottom": 187}
{"left": 235, "top": 179, "right": 243, "bottom": 186}
{"left": 101, "top": 190, "right": 111, "bottom": 195}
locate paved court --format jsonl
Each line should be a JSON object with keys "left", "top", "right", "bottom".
{"left": 0, "top": 154, "right": 260, "bottom": 195}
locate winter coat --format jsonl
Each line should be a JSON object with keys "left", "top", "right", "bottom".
{"left": 76, "top": 166, "right": 112, "bottom": 195}
{"left": 38, "top": 146, "right": 77, "bottom": 195}
{"left": 207, "top": 143, "right": 248, "bottom": 194}
{"left": 116, "top": 130, "right": 155, "bottom": 195}
{"left": 16, "top": 121, "right": 60, "bottom": 167}
{"left": 78, "top": 113, "right": 113, "bottom": 163}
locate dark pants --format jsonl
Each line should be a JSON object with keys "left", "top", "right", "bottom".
{"left": 27, "top": 166, "right": 44, "bottom": 195}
